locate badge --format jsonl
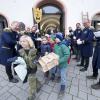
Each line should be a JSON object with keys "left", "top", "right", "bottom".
{"left": 33, "top": 8, "right": 42, "bottom": 23}
{"left": 78, "top": 31, "right": 80, "bottom": 33}
{"left": 84, "top": 31, "right": 87, "bottom": 34}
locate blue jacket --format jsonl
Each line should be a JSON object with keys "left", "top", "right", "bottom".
{"left": 92, "top": 37, "right": 100, "bottom": 69}
{"left": 29, "top": 32, "right": 41, "bottom": 49}
{"left": 73, "top": 28, "right": 83, "bottom": 49}
{"left": 62, "top": 39, "right": 71, "bottom": 47}
{"left": 74, "top": 28, "right": 82, "bottom": 40}
{"left": 80, "top": 27, "right": 94, "bottom": 57}
{"left": 0, "top": 31, "right": 19, "bottom": 48}
{"left": 40, "top": 43, "right": 51, "bottom": 57}
{"left": 0, "top": 30, "right": 19, "bottom": 66}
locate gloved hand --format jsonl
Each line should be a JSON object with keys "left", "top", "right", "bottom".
{"left": 73, "top": 36, "right": 76, "bottom": 40}
{"left": 77, "top": 39, "right": 82, "bottom": 45}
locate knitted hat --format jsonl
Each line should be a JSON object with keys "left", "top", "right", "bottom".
{"left": 56, "top": 33, "right": 63, "bottom": 41}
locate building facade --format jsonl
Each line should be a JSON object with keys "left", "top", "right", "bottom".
{"left": 0, "top": 0, "right": 100, "bottom": 34}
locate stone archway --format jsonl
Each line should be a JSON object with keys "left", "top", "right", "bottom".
{"left": 0, "top": 15, "right": 8, "bottom": 34}
{"left": 34, "top": 0, "right": 66, "bottom": 34}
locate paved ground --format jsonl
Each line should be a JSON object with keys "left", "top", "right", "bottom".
{"left": 0, "top": 57, "right": 100, "bottom": 100}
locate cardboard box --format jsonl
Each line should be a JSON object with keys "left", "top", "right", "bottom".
{"left": 38, "top": 52, "right": 59, "bottom": 72}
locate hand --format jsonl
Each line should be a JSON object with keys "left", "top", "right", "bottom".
{"left": 15, "top": 45, "right": 17, "bottom": 50}
{"left": 45, "top": 52, "right": 48, "bottom": 55}
{"left": 54, "top": 60, "right": 59, "bottom": 65}
{"left": 77, "top": 39, "right": 81, "bottom": 41}
{"left": 68, "top": 46, "right": 71, "bottom": 49}
{"left": 39, "top": 56, "right": 42, "bottom": 60}
{"left": 77, "top": 39, "right": 82, "bottom": 45}
{"left": 73, "top": 36, "right": 76, "bottom": 40}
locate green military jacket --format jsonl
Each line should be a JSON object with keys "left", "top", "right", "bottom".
{"left": 18, "top": 48, "right": 37, "bottom": 69}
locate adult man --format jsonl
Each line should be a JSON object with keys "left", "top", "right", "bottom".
{"left": 30, "top": 26, "right": 39, "bottom": 48}
{"left": 87, "top": 31, "right": 100, "bottom": 89}
{"left": 77, "top": 20, "right": 94, "bottom": 72}
{"left": 30, "top": 26, "right": 37, "bottom": 42}
{"left": 0, "top": 21, "right": 19, "bottom": 83}
{"left": 73, "top": 23, "right": 82, "bottom": 61}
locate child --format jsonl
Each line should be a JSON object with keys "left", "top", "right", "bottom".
{"left": 19, "top": 35, "right": 41, "bottom": 100}
{"left": 40, "top": 36, "right": 51, "bottom": 83}
{"left": 62, "top": 36, "right": 71, "bottom": 64}
{"left": 54, "top": 34, "right": 70, "bottom": 95}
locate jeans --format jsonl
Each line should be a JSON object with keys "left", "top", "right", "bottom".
{"left": 51, "top": 66, "right": 67, "bottom": 85}
{"left": 60, "top": 67, "right": 67, "bottom": 85}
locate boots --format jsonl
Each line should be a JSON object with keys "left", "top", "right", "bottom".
{"left": 80, "top": 67, "right": 87, "bottom": 72}
{"left": 86, "top": 75, "right": 97, "bottom": 80}
{"left": 36, "top": 80, "right": 42, "bottom": 93}
{"left": 77, "top": 64, "right": 84, "bottom": 67}
{"left": 91, "top": 82, "right": 100, "bottom": 90}
{"left": 27, "top": 94, "right": 36, "bottom": 100}
{"left": 9, "top": 78, "right": 19, "bottom": 83}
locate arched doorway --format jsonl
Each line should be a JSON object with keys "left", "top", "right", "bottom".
{"left": 0, "top": 15, "right": 8, "bottom": 34}
{"left": 91, "top": 13, "right": 100, "bottom": 31}
{"left": 34, "top": 0, "right": 65, "bottom": 34}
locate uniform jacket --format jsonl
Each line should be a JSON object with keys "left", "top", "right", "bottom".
{"left": 80, "top": 27, "right": 94, "bottom": 57}
{"left": 74, "top": 28, "right": 82, "bottom": 40}
{"left": 73, "top": 28, "right": 83, "bottom": 49}
{"left": 92, "top": 37, "right": 100, "bottom": 69}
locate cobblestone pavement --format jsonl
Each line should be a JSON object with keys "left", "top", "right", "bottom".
{"left": 0, "top": 57, "right": 100, "bottom": 100}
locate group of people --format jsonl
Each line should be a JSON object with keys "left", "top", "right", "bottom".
{"left": 0, "top": 20, "right": 100, "bottom": 100}
{"left": 0, "top": 21, "right": 70, "bottom": 100}
{"left": 68, "top": 20, "right": 100, "bottom": 90}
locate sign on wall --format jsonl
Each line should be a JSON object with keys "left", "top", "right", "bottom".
{"left": 33, "top": 8, "right": 42, "bottom": 23}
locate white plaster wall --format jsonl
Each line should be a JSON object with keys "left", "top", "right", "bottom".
{"left": 0, "top": 0, "right": 100, "bottom": 30}
{"left": 0, "top": 0, "right": 34, "bottom": 26}
{"left": 63, "top": 0, "right": 100, "bottom": 29}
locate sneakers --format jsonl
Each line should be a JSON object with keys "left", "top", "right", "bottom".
{"left": 9, "top": 78, "right": 19, "bottom": 83}
{"left": 59, "top": 85, "right": 65, "bottom": 95}
{"left": 50, "top": 74, "right": 55, "bottom": 81}
{"left": 86, "top": 75, "right": 97, "bottom": 80}
{"left": 80, "top": 67, "right": 87, "bottom": 72}
{"left": 91, "top": 82, "right": 100, "bottom": 90}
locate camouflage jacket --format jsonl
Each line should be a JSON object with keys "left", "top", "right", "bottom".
{"left": 18, "top": 48, "right": 37, "bottom": 69}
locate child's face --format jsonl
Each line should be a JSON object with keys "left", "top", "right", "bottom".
{"left": 42, "top": 38, "right": 48, "bottom": 44}
{"left": 55, "top": 38, "right": 60, "bottom": 43}
{"left": 20, "top": 39, "right": 30, "bottom": 49}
